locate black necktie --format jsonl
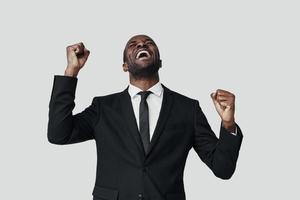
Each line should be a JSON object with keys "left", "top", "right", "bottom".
{"left": 138, "top": 91, "right": 152, "bottom": 154}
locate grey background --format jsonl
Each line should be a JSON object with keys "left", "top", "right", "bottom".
{"left": 0, "top": 0, "right": 299, "bottom": 199}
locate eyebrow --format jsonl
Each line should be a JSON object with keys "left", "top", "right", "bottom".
{"left": 128, "top": 39, "right": 153, "bottom": 45}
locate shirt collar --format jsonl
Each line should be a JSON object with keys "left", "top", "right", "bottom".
{"left": 128, "top": 81, "right": 163, "bottom": 99}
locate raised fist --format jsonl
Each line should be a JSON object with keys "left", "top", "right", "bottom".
{"left": 211, "top": 89, "right": 236, "bottom": 131}
{"left": 65, "top": 42, "right": 90, "bottom": 77}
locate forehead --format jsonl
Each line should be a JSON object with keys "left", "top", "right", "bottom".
{"left": 126, "top": 35, "right": 155, "bottom": 44}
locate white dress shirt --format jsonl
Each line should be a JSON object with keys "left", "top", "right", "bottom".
{"left": 128, "top": 82, "right": 237, "bottom": 140}
{"left": 128, "top": 81, "right": 164, "bottom": 141}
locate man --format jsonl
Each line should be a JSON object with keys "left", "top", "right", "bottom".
{"left": 47, "top": 34, "right": 243, "bottom": 200}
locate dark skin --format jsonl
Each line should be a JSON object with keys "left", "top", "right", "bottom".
{"left": 122, "top": 34, "right": 162, "bottom": 91}
{"left": 63, "top": 35, "right": 236, "bottom": 132}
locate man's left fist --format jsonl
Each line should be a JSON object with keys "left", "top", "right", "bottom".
{"left": 211, "top": 89, "right": 236, "bottom": 131}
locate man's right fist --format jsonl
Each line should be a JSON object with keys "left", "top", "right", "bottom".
{"left": 65, "top": 42, "right": 90, "bottom": 77}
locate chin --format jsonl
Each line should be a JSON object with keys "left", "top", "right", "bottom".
{"left": 129, "top": 63, "right": 159, "bottom": 78}
{"left": 135, "top": 61, "right": 152, "bottom": 69}
{"left": 139, "top": 63, "right": 152, "bottom": 69}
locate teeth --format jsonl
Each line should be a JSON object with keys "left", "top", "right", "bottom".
{"left": 136, "top": 50, "right": 150, "bottom": 59}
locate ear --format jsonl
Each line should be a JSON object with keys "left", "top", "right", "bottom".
{"left": 158, "top": 59, "right": 162, "bottom": 68}
{"left": 123, "top": 63, "right": 129, "bottom": 72}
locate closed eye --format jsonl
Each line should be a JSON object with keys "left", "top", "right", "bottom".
{"left": 146, "top": 41, "right": 154, "bottom": 45}
{"left": 128, "top": 43, "right": 136, "bottom": 47}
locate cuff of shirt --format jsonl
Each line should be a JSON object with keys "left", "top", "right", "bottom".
{"left": 221, "top": 121, "right": 238, "bottom": 136}
{"left": 230, "top": 126, "right": 238, "bottom": 136}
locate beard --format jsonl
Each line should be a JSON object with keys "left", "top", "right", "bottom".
{"left": 127, "top": 60, "right": 160, "bottom": 79}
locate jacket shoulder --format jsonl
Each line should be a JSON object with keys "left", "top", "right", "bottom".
{"left": 168, "top": 88, "right": 198, "bottom": 105}
{"left": 93, "top": 90, "right": 123, "bottom": 103}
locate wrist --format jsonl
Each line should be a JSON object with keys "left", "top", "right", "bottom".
{"left": 64, "top": 68, "right": 79, "bottom": 77}
{"left": 222, "top": 120, "right": 236, "bottom": 132}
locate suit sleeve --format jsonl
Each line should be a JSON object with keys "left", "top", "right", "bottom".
{"left": 47, "top": 75, "right": 100, "bottom": 145}
{"left": 192, "top": 100, "right": 243, "bottom": 179}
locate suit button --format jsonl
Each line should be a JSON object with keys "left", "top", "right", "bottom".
{"left": 138, "top": 193, "right": 143, "bottom": 199}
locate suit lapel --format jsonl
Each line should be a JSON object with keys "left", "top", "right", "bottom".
{"left": 146, "top": 83, "right": 174, "bottom": 158}
{"left": 120, "top": 83, "right": 174, "bottom": 159}
{"left": 120, "top": 86, "right": 146, "bottom": 159}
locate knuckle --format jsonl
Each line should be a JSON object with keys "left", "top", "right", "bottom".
{"left": 67, "top": 44, "right": 77, "bottom": 51}
{"left": 79, "top": 42, "right": 84, "bottom": 48}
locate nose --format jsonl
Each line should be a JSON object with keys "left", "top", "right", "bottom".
{"left": 136, "top": 41, "right": 147, "bottom": 48}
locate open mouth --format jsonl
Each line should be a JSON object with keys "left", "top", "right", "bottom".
{"left": 136, "top": 50, "right": 151, "bottom": 60}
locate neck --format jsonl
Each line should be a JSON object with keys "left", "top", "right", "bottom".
{"left": 129, "top": 73, "right": 160, "bottom": 91}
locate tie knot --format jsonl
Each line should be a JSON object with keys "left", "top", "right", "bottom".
{"left": 138, "top": 91, "right": 152, "bottom": 100}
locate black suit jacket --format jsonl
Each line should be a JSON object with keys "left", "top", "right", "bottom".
{"left": 47, "top": 75, "right": 243, "bottom": 200}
